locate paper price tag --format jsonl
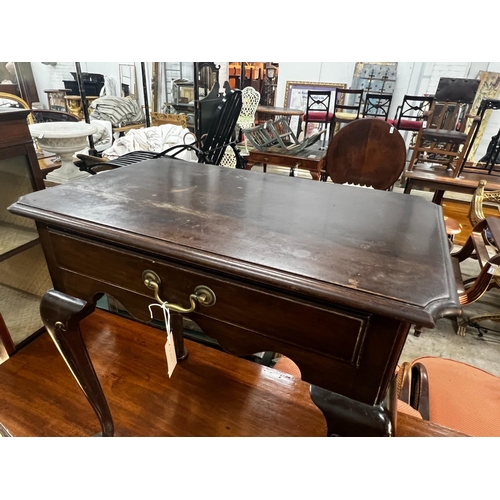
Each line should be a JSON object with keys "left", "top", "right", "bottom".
{"left": 165, "top": 332, "right": 177, "bottom": 378}
{"left": 488, "top": 264, "right": 498, "bottom": 275}
{"left": 149, "top": 302, "right": 177, "bottom": 378}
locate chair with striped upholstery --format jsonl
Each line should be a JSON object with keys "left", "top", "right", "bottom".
{"left": 329, "top": 88, "right": 363, "bottom": 140}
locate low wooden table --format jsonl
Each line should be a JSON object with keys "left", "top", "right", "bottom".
{"left": 9, "top": 158, "right": 460, "bottom": 436}
{"left": 245, "top": 144, "right": 327, "bottom": 180}
{"left": 404, "top": 166, "right": 500, "bottom": 204}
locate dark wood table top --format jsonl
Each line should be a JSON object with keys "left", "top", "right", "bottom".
{"left": 10, "top": 158, "right": 460, "bottom": 327}
{"left": 257, "top": 105, "right": 304, "bottom": 116}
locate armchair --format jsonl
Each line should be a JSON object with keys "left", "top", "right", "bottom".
{"left": 388, "top": 94, "right": 434, "bottom": 132}
{"left": 398, "top": 356, "right": 500, "bottom": 436}
{"left": 407, "top": 77, "right": 481, "bottom": 177}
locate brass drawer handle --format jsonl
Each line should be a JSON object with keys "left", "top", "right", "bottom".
{"left": 142, "top": 270, "right": 216, "bottom": 313}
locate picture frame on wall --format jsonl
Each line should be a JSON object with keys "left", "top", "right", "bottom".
{"left": 283, "top": 80, "right": 346, "bottom": 137}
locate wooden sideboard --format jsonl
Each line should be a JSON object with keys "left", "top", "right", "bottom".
{"left": 9, "top": 158, "right": 460, "bottom": 436}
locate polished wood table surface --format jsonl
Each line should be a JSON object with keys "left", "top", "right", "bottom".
{"left": 0, "top": 309, "right": 466, "bottom": 437}
{"left": 245, "top": 144, "right": 327, "bottom": 180}
{"left": 9, "top": 158, "right": 460, "bottom": 436}
{"left": 404, "top": 166, "right": 500, "bottom": 204}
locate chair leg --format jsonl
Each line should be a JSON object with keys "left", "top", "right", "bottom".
{"left": 407, "top": 128, "right": 425, "bottom": 171}
{"left": 413, "top": 324, "right": 423, "bottom": 337}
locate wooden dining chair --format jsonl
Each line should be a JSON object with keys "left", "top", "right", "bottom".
{"left": 362, "top": 92, "right": 393, "bottom": 121}
{"left": 388, "top": 94, "right": 434, "bottom": 132}
{"left": 329, "top": 88, "right": 364, "bottom": 140}
{"left": 303, "top": 90, "right": 332, "bottom": 147}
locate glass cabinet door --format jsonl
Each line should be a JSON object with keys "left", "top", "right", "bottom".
{"left": 0, "top": 153, "right": 50, "bottom": 347}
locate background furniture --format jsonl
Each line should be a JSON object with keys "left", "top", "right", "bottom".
{"left": 255, "top": 105, "right": 304, "bottom": 137}
{"left": 362, "top": 92, "right": 393, "bottom": 120}
{"left": 243, "top": 117, "right": 325, "bottom": 158}
{"left": 150, "top": 112, "right": 187, "bottom": 128}
{"left": 65, "top": 95, "right": 99, "bottom": 120}
{"left": 0, "top": 62, "right": 39, "bottom": 107}
{"left": 245, "top": 142, "right": 327, "bottom": 179}
{"left": 456, "top": 180, "right": 500, "bottom": 334}
{"left": 63, "top": 72, "right": 105, "bottom": 97}
{"left": 330, "top": 88, "right": 364, "bottom": 139}
{"left": 451, "top": 217, "right": 500, "bottom": 336}
{"left": 462, "top": 98, "right": 500, "bottom": 175}
{"left": 407, "top": 77, "right": 481, "bottom": 178}
{"left": 403, "top": 168, "right": 500, "bottom": 204}
{"left": 80, "top": 89, "right": 244, "bottom": 173}
{"left": 389, "top": 94, "right": 434, "bottom": 132}
{"left": 325, "top": 118, "right": 406, "bottom": 188}
{"left": 9, "top": 158, "right": 460, "bottom": 436}
{"left": 398, "top": 356, "right": 500, "bottom": 436}
{"left": 0, "top": 92, "right": 34, "bottom": 124}
{"left": 43, "top": 89, "right": 67, "bottom": 111}
{"left": 32, "top": 109, "right": 80, "bottom": 123}
{"left": 0, "top": 109, "right": 51, "bottom": 349}
{"left": 302, "top": 90, "right": 332, "bottom": 146}
{"left": 235, "top": 86, "right": 260, "bottom": 155}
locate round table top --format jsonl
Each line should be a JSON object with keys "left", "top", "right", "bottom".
{"left": 326, "top": 118, "right": 407, "bottom": 190}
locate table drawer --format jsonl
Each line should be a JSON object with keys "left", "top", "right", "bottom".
{"left": 250, "top": 152, "right": 307, "bottom": 169}
{"left": 49, "top": 230, "right": 369, "bottom": 367}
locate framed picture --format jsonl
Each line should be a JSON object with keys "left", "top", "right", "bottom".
{"left": 283, "top": 80, "right": 347, "bottom": 136}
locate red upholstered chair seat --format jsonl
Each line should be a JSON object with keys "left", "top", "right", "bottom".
{"left": 414, "top": 356, "right": 500, "bottom": 437}
{"left": 387, "top": 118, "right": 423, "bottom": 131}
{"left": 305, "top": 110, "right": 334, "bottom": 121}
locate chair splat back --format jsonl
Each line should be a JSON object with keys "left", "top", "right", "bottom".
{"left": 362, "top": 93, "right": 393, "bottom": 120}
{"left": 390, "top": 95, "right": 434, "bottom": 131}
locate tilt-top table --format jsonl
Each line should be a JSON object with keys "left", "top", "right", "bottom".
{"left": 9, "top": 158, "right": 460, "bottom": 436}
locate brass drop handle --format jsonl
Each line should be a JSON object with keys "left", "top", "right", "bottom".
{"left": 142, "top": 270, "right": 216, "bottom": 313}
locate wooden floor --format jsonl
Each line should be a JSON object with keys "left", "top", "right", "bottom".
{"left": 0, "top": 309, "right": 465, "bottom": 437}
{"left": 441, "top": 197, "right": 499, "bottom": 245}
